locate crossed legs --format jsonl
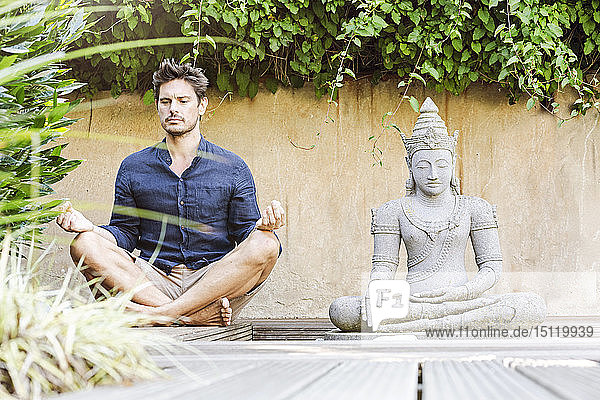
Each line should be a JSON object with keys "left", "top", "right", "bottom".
{"left": 70, "top": 229, "right": 280, "bottom": 326}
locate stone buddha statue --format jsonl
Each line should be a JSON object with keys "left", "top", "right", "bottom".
{"left": 329, "top": 98, "right": 546, "bottom": 333}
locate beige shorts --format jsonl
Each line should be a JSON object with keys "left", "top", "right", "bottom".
{"left": 133, "top": 255, "right": 266, "bottom": 321}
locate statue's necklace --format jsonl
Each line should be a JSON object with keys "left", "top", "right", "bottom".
{"left": 402, "top": 196, "right": 461, "bottom": 239}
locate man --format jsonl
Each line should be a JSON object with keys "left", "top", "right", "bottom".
{"left": 57, "top": 59, "right": 284, "bottom": 326}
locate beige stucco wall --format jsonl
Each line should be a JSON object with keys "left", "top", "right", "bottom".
{"left": 45, "top": 79, "right": 600, "bottom": 318}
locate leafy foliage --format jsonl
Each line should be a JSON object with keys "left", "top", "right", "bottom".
{"left": 0, "top": 0, "right": 86, "bottom": 242}
{"left": 70, "top": 0, "right": 600, "bottom": 119}
{"left": 0, "top": 234, "right": 169, "bottom": 399}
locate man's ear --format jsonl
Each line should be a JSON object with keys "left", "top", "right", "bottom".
{"left": 198, "top": 96, "right": 208, "bottom": 116}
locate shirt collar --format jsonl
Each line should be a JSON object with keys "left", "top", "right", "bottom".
{"left": 155, "top": 134, "right": 207, "bottom": 165}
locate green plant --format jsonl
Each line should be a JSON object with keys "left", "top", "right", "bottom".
{"left": 66, "top": 0, "right": 600, "bottom": 120}
{"left": 0, "top": 0, "right": 87, "bottom": 242}
{"left": 0, "top": 234, "right": 170, "bottom": 399}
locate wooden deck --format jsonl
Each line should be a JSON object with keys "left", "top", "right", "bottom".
{"left": 54, "top": 318, "right": 600, "bottom": 399}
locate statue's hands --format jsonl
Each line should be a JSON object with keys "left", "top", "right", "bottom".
{"left": 56, "top": 201, "right": 94, "bottom": 233}
{"left": 256, "top": 200, "right": 285, "bottom": 231}
{"left": 410, "top": 285, "right": 469, "bottom": 304}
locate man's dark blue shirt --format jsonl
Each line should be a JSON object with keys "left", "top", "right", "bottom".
{"left": 101, "top": 136, "right": 260, "bottom": 274}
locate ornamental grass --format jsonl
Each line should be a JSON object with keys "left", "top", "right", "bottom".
{"left": 0, "top": 234, "right": 172, "bottom": 399}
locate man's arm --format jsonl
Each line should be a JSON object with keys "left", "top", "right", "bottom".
{"left": 228, "top": 162, "right": 285, "bottom": 243}
{"left": 56, "top": 201, "right": 117, "bottom": 244}
{"left": 58, "top": 160, "right": 139, "bottom": 251}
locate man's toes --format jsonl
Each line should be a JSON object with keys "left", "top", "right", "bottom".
{"left": 221, "top": 307, "right": 232, "bottom": 317}
{"left": 221, "top": 309, "right": 232, "bottom": 325}
{"left": 221, "top": 297, "right": 230, "bottom": 308}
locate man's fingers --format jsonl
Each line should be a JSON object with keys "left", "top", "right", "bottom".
{"left": 64, "top": 213, "right": 74, "bottom": 231}
{"left": 57, "top": 200, "right": 72, "bottom": 213}
{"left": 56, "top": 201, "right": 81, "bottom": 232}
{"left": 256, "top": 201, "right": 286, "bottom": 231}
{"left": 270, "top": 200, "right": 285, "bottom": 228}
{"left": 266, "top": 206, "right": 276, "bottom": 225}
{"left": 272, "top": 202, "right": 282, "bottom": 221}
{"left": 59, "top": 212, "right": 72, "bottom": 230}
{"left": 274, "top": 202, "right": 285, "bottom": 227}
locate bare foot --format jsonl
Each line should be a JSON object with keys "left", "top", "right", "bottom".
{"left": 179, "top": 298, "right": 232, "bottom": 326}
{"left": 124, "top": 301, "right": 174, "bottom": 326}
{"left": 125, "top": 298, "right": 232, "bottom": 326}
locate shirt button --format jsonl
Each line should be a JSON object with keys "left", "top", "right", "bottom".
{"left": 180, "top": 200, "right": 184, "bottom": 205}
{"left": 179, "top": 178, "right": 183, "bottom": 182}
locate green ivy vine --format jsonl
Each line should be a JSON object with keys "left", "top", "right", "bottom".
{"left": 69, "top": 0, "right": 600, "bottom": 124}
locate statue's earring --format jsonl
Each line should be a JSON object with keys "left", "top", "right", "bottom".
{"left": 450, "top": 174, "right": 461, "bottom": 194}
{"left": 405, "top": 172, "right": 415, "bottom": 194}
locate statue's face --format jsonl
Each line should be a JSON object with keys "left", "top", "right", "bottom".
{"left": 411, "top": 149, "right": 453, "bottom": 197}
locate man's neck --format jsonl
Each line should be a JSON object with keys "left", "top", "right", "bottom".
{"left": 165, "top": 129, "right": 201, "bottom": 161}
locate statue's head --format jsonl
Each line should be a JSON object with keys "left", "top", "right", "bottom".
{"left": 400, "top": 97, "right": 460, "bottom": 196}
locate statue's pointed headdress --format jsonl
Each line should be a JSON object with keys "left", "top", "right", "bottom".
{"left": 400, "top": 97, "right": 459, "bottom": 160}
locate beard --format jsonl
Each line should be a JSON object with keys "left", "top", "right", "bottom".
{"left": 161, "top": 117, "right": 198, "bottom": 137}
{"left": 164, "top": 127, "right": 188, "bottom": 137}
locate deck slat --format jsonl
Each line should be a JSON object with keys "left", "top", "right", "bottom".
{"left": 288, "top": 360, "right": 418, "bottom": 400}
{"left": 515, "top": 365, "right": 600, "bottom": 400}
{"left": 422, "top": 360, "right": 562, "bottom": 400}
{"left": 53, "top": 360, "right": 266, "bottom": 400}
{"left": 53, "top": 338, "right": 600, "bottom": 399}
{"left": 170, "top": 360, "right": 340, "bottom": 400}
{"left": 138, "top": 323, "right": 252, "bottom": 342}
{"left": 247, "top": 318, "right": 335, "bottom": 340}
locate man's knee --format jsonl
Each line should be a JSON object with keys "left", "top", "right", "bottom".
{"left": 69, "top": 231, "right": 100, "bottom": 264}
{"left": 248, "top": 230, "right": 280, "bottom": 266}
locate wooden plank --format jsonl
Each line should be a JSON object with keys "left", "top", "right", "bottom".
{"left": 54, "top": 360, "right": 267, "bottom": 400}
{"left": 515, "top": 363, "right": 600, "bottom": 400}
{"left": 137, "top": 323, "right": 252, "bottom": 342}
{"left": 167, "top": 360, "right": 340, "bottom": 400}
{"left": 422, "top": 360, "right": 562, "bottom": 400}
{"left": 154, "top": 337, "right": 600, "bottom": 361}
{"left": 54, "top": 339, "right": 600, "bottom": 399}
{"left": 56, "top": 360, "right": 338, "bottom": 400}
{"left": 246, "top": 318, "right": 335, "bottom": 340}
{"left": 288, "top": 360, "right": 418, "bottom": 400}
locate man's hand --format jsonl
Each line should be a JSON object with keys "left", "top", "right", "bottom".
{"left": 56, "top": 201, "right": 94, "bottom": 233}
{"left": 410, "top": 285, "right": 469, "bottom": 304}
{"left": 256, "top": 200, "right": 285, "bottom": 231}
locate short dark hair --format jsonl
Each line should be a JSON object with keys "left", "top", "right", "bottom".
{"left": 152, "top": 59, "right": 209, "bottom": 103}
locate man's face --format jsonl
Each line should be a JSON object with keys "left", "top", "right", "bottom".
{"left": 157, "top": 79, "right": 207, "bottom": 136}
{"left": 410, "top": 149, "right": 453, "bottom": 197}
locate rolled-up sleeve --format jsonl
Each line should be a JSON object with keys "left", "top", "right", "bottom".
{"left": 100, "top": 162, "right": 139, "bottom": 252}
{"left": 227, "top": 162, "right": 261, "bottom": 244}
